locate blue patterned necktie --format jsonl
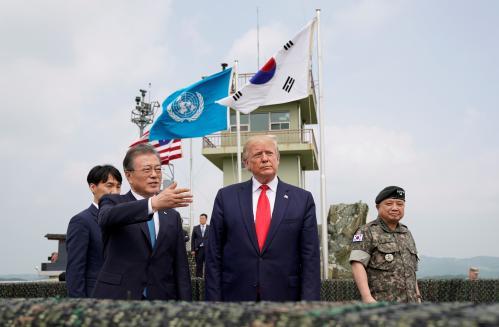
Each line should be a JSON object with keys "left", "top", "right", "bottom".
{"left": 143, "top": 217, "right": 156, "bottom": 299}
{"left": 147, "top": 218, "right": 156, "bottom": 248}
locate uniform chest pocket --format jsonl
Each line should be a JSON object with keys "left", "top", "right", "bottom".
{"left": 369, "top": 242, "right": 398, "bottom": 271}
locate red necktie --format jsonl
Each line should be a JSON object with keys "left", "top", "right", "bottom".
{"left": 255, "top": 184, "right": 271, "bottom": 251}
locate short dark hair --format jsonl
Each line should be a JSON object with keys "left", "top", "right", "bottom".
{"left": 87, "top": 165, "right": 122, "bottom": 185}
{"left": 123, "top": 143, "right": 161, "bottom": 171}
{"left": 200, "top": 213, "right": 208, "bottom": 219}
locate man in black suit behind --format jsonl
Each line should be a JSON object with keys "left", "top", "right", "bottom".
{"left": 191, "top": 213, "right": 209, "bottom": 277}
{"left": 66, "top": 165, "right": 122, "bottom": 298}
{"left": 93, "top": 144, "right": 193, "bottom": 300}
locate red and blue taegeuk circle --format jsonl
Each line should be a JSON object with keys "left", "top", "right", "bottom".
{"left": 250, "top": 57, "right": 276, "bottom": 84}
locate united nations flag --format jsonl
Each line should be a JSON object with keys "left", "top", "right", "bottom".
{"left": 150, "top": 68, "right": 232, "bottom": 140}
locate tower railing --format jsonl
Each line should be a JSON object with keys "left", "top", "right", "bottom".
{"left": 202, "top": 129, "right": 317, "bottom": 156}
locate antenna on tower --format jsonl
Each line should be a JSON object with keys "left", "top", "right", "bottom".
{"left": 131, "top": 88, "right": 160, "bottom": 137}
{"left": 130, "top": 86, "right": 175, "bottom": 185}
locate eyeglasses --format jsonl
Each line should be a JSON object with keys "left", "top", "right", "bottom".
{"left": 129, "top": 166, "right": 162, "bottom": 175}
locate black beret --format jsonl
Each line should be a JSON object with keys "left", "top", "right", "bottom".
{"left": 375, "top": 186, "right": 405, "bottom": 204}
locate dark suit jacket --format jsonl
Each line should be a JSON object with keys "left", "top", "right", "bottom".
{"left": 205, "top": 178, "right": 321, "bottom": 301}
{"left": 93, "top": 191, "right": 192, "bottom": 300}
{"left": 66, "top": 204, "right": 103, "bottom": 297}
{"left": 191, "top": 224, "right": 210, "bottom": 252}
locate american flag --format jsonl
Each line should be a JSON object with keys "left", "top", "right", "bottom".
{"left": 129, "top": 131, "right": 182, "bottom": 165}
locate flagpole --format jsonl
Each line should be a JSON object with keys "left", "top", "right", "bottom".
{"left": 234, "top": 60, "right": 242, "bottom": 182}
{"left": 189, "top": 138, "right": 194, "bottom": 238}
{"left": 316, "top": 8, "right": 329, "bottom": 280}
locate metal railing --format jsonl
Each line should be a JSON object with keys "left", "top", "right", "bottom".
{"left": 202, "top": 129, "right": 317, "bottom": 154}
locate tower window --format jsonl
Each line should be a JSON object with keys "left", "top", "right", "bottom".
{"left": 270, "top": 112, "right": 290, "bottom": 130}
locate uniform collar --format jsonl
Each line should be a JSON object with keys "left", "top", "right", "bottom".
{"left": 376, "top": 217, "right": 407, "bottom": 233}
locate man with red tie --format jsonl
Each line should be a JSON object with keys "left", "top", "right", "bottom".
{"left": 205, "top": 135, "right": 320, "bottom": 301}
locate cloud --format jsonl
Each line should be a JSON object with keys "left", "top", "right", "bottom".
{"left": 224, "top": 23, "right": 289, "bottom": 73}
{"left": 329, "top": 124, "right": 418, "bottom": 166}
{"left": 0, "top": 0, "right": 177, "bottom": 274}
{"left": 310, "top": 122, "right": 499, "bottom": 257}
{"left": 305, "top": 124, "right": 420, "bottom": 220}
{"left": 322, "top": 123, "right": 499, "bottom": 212}
{"left": 1, "top": 0, "right": 498, "bottom": 273}
{"left": 0, "top": 0, "right": 177, "bottom": 158}
{"left": 332, "top": 0, "right": 404, "bottom": 36}
{"left": 177, "top": 16, "right": 214, "bottom": 57}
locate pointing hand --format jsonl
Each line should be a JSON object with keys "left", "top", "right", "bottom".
{"left": 151, "top": 181, "right": 193, "bottom": 211}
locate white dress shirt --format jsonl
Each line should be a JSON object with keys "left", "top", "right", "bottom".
{"left": 252, "top": 176, "right": 278, "bottom": 221}
{"left": 131, "top": 190, "right": 159, "bottom": 238}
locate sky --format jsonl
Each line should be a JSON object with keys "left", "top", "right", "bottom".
{"left": 0, "top": 0, "right": 498, "bottom": 274}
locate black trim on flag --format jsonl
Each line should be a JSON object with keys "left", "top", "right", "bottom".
{"left": 282, "top": 76, "right": 295, "bottom": 93}
{"left": 283, "top": 40, "right": 294, "bottom": 51}
{"left": 232, "top": 91, "right": 243, "bottom": 101}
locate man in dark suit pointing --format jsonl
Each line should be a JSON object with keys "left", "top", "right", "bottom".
{"left": 191, "top": 213, "right": 209, "bottom": 277}
{"left": 93, "top": 144, "right": 193, "bottom": 300}
{"left": 205, "top": 135, "right": 320, "bottom": 301}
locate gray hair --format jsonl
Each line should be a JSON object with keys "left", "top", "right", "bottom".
{"left": 123, "top": 143, "right": 161, "bottom": 171}
{"left": 242, "top": 134, "right": 280, "bottom": 162}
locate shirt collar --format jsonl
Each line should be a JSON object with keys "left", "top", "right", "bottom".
{"left": 92, "top": 202, "right": 99, "bottom": 209}
{"left": 252, "top": 176, "right": 278, "bottom": 193}
{"left": 130, "top": 189, "right": 145, "bottom": 200}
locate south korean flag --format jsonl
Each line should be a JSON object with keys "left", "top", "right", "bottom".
{"left": 352, "top": 234, "right": 363, "bottom": 242}
{"left": 216, "top": 18, "right": 316, "bottom": 114}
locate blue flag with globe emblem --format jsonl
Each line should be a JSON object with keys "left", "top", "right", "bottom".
{"left": 150, "top": 68, "right": 232, "bottom": 140}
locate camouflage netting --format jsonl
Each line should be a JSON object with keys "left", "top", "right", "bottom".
{"left": 320, "top": 279, "right": 499, "bottom": 303}
{"left": 0, "top": 298, "right": 499, "bottom": 326}
{"left": 0, "top": 278, "right": 205, "bottom": 301}
{"left": 1, "top": 279, "right": 497, "bottom": 303}
{"left": 327, "top": 202, "right": 369, "bottom": 279}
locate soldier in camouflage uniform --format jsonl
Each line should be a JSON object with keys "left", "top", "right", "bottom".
{"left": 349, "top": 186, "right": 421, "bottom": 303}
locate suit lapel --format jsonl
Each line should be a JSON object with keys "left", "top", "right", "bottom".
{"left": 261, "top": 180, "right": 290, "bottom": 254}
{"left": 238, "top": 179, "right": 259, "bottom": 254}
{"left": 127, "top": 191, "right": 154, "bottom": 251}
{"left": 204, "top": 225, "right": 209, "bottom": 240}
{"left": 153, "top": 210, "right": 168, "bottom": 254}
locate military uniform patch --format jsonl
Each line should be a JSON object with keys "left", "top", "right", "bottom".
{"left": 352, "top": 234, "right": 363, "bottom": 242}
{"left": 385, "top": 254, "right": 394, "bottom": 262}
